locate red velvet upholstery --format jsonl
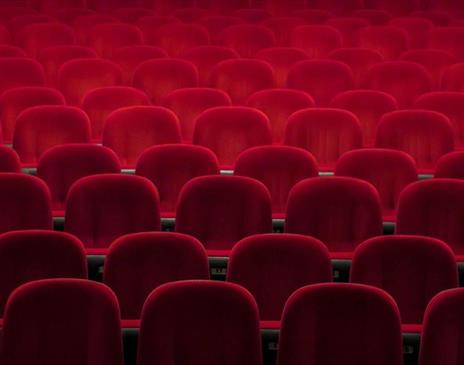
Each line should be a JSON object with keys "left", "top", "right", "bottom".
{"left": 412, "top": 10, "right": 451, "bottom": 26}
{"left": 218, "top": 24, "right": 276, "bottom": 57}
{"left": 65, "top": 174, "right": 160, "bottom": 253}
{"left": 397, "top": 179, "right": 464, "bottom": 258}
{"left": 162, "top": 87, "right": 231, "bottom": 141}
{"left": 136, "top": 144, "right": 219, "bottom": 216}
{"left": 369, "top": 0, "right": 421, "bottom": 16}
{"left": 0, "top": 24, "right": 10, "bottom": 44}
{"left": 228, "top": 234, "right": 332, "bottom": 321}
{"left": 102, "top": 106, "right": 181, "bottom": 168}
{"left": 0, "top": 173, "right": 52, "bottom": 233}
{"left": 287, "top": 60, "right": 355, "bottom": 107}
{"left": 335, "top": 149, "right": 417, "bottom": 221}
{"left": 0, "top": 86, "right": 65, "bottom": 143}
{"left": 0, "top": 45, "right": 26, "bottom": 57}
{"left": 132, "top": 58, "right": 198, "bottom": 104}
{"left": 286, "top": 177, "right": 383, "bottom": 257}
{"left": 136, "top": 15, "right": 181, "bottom": 44}
{"left": 73, "top": 14, "right": 120, "bottom": 44}
{"left": 37, "top": 144, "right": 121, "bottom": 213}
{"left": 428, "top": 27, "right": 464, "bottom": 61}
{"left": 290, "top": 25, "right": 343, "bottom": 58}
{"left": 170, "top": 8, "right": 211, "bottom": 22}
{"left": 193, "top": 106, "right": 272, "bottom": 168}
{"left": 308, "top": 0, "right": 363, "bottom": 15}
{"left": 137, "top": 280, "right": 262, "bottom": 365}
{"left": 262, "top": 17, "right": 306, "bottom": 46}
{"left": 104, "top": 232, "right": 209, "bottom": 319}
{"left": 356, "top": 26, "right": 409, "bottom": 60}
{"left": 375, "top": 110, "right": 454, "bottom": 173}
{"left": 176, "top": 175, "right": 272, "bottom": 253}
{"left": 277, "top": 283, "right": 403, "bottom": 365}
{"left": 81, "top": 86, "right": 151, "bottom": 141}
{"left": 13, "top": 105, "right": 91, "bottom": 166}
{"left": 231, "top": 9, "right": 271, "bottom": 23}
{"left": 435, "top": 151, "right": 464, "bottom": 178}
{"left": 50, "top": 8, "right": 96, "bottom": 24}
{"left": 209, "top": 59, "right": 275, "bottom": 105}
{"left": 87, "top": 23, "right": 143, "bottom": 58}
{"left": 33, "top": 0, "right": 86, "bottom": 12}
{"left": 441, "top": 63, "right": 464, "bottom": 92}
{"left": 1, "top": 279, "right": 123, "bottom": 365}
{"left": 58, "top": 58, "right": 122, "bottom": 105}
{"left": 0, "top": 7, "right": 35, "bottom": 24}
{"left": 197, "top": 16, "right": 244, "bottom": 44}
{"left": 284, "top": 108, "right": 363, "bottom": 171}
{"left": 235, "top": 146, "right": 318, "bottom": 217}
{"left": 327, "top": 17, "right": 369, "bottom": 47}
{"left": 292, "top": 9, "right": 332, "bottom": 24}
{"left": 390, "top": 17, "right": 433, "bottom": 49}
{"left": 351, "top": 235, "right": 458, "bottom": 325}
{"left": 329, "top": 48, "right": 384, "bottom": 84}
{"left": 0, "top": 146, "right": 20, "bottom": 172}
{"left": 8, "top": 14, "right": 55, "bottom": 34}
{"left": 112, "top": 7, "right": 154, "bottom": 22}
{"left": 352, "top": 9, "right": 392, "bottom": 25}
{"left": 419, "top": 288, "right": 464, "bottom": 365}
{"left": 0, "top": 58, "right": 45, "bottom": 94}
{"left": 0, "top": 230, "right": 87, "bottom": 316}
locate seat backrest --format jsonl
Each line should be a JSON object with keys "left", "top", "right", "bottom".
{"left": 218, "top": 24, "right": 276, "bottom": 57}
{"left": 290, "top": 25, "right": 343, "bottom": 58}
{"left": 73, "top": 14, "right": 120, "bottom": 44}
{"left": 327, "top": 17, "right": 370, "bottom": 47}
{"left": 389, "top": 17, "right": 434, "bottom": 49}
{"left": 0, "top": 58, "right": 45, "bottom": 95}
{"left": 262, "top": 16, "right": 306, "bottom": 46}
{"left": 356, "top": 25, "right": 409, "bottom": 60}
{"left": 435, "top": 151, "right": 464, "bottom": 178}
{"left": 0, "top": 146, "right": 20, "bottom": 172}
{"left": 87, "top": 23, "right": 143, "bottom": 58}
{"left": 428, "top": 27, "right": 464, "bottom": 61}
{"left": 441, "top": 63, "right": 464, "bottom": 92}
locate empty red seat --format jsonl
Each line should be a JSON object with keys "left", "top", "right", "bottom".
{"left": 136, "top": 144, "right": 219, "bottom": 217}
{"left": 73, "top": 14, "right": 120, "bottom": 44}
{"left": 291, "top": 9, "right": 332, "bottom": 23}
{"left": 0, "top": 173, "right": 52, "bottom": 233}
{"left": 231, "top": 8, "right": 271, "bottom": 23}
{"left": 352, "top": 9, "right": 393, "bottom": 25}
{"left": 37, "top": 45, "right": 98, "bottom": 86}
{"left": 102, "top": 106, "right": 182, "bottom": 168}
{"left": 2, "top": 279, "right": 123, "bottom": 365}
{"left": 327, "top": 17, "right": 370, "bottom": 47}
{"left": 37, "top": 144, "right": 121, "bottom": 214}
{"left": 193, "top": 106, "right": 272, "bottom": 169}
{"left": 389, "top": 17, "right": 434, "bottom": 49}
{"left": 132, "top": 59, "right": 198, "bottom": 104}
{"left": 172, "top": 7, "right": 210, "bottom": 23}
{"left": 0, "top": 86, "right": 65, "bottom": 143}
{"left": 136, "top": 14, "right": 180, "bottom": 43}
{"left": 308, "top": 0, "right": 363, "bottom": 14}
{"left": 0, "top": 45, "right": 26, "bottom": 57}
{"left": 176, "top": 176, "right": 272, "bottom": 254}
{"left": 411, "top": 10, "right": 451, "bottom": 26}
{"left": 81, "top": 86, "right": 151, "bottom": 141}
{"left": 286, "top": 177, "right": 383, "bottom": 257}
{"left": 162, "top": 88, "right": 231, "bottom": 141}
{"left": 290, "top": 25, "right": 343, "bottom": 58}
{"left": 104, "top": 232, "right": 209, "bottom": 319}
{"left": 375, "top": 110, "right": 454, "bottom": 173}
{"left": 13, "top": 106, "right": 91, "bottom": 166}
{"left": 111, "top": 45, "right": 167, "bottom": 84}
{"left": 441, "top": 63, "right": 464, "bottom": 92}
{"left": 435, "top": 151, "right": 464, "bottom": 178}
{"left": 112, "top": 7, "right": 154, "bottom": 22}
{"left": 287, "top": 60, "right": 354, "bottom": 107}
{"left": 65, "top": 174, "right": 160, "bottom": 254}
{"left": 0, "top": 230, "right": 87, "bottom": 316}
{"left": 0, "top": 146, "right": 20, "bottom": 172}
{"left": 329, "top": 48, "right": 384, "bottom": 84}
{"left": 335, "top": 149, "right": 417, "bottom": 221}
{"left": 255, "top": 47, "right": 308, "bottom": 88}
{"left": 277, "top": 283, "right": 403, "bottom": 365}
{"left": 218, "top": 24, "right": 275, "bottom": 58}
{"left": 87, "top": 23, "right": 143, "bottom": 59}
{"left": 0, "top": 24, "right": 10, "bottom": 45}
{"left": 351, "top": 235, "right": 458, "bottom": 330}
{"left": 228, "top": 234, "right": 331, "bottom": 324}
{"left": 0, "top": 58, "right": 45, "bottom": 94}
{"left": 8, "top": 14, "right": 55, "bottom": 34}
{"left": 427, "top": 0, "right": 464, "bottom": 16}
{"left": 137, "top": 280, "right": 261, "bottom": 365}
{"left": 246, "top": 89, "right": 315, "bottom": 143}
{"left": 262, "top": 17, "right": 306, "bottom": 46}
{"left": 284, "top": 108, "right": 363, "bottom": 170}
{"left": 368, "top": 0, "right": 420, "bottom": 16}
{"left": 235, "top": 146, "right": 318, "bottom": 217}
{"left": 356, "top": 26, "right": 409, "bottom": 60}
{"left": 428, "top": 27, "right": 464, "bottom": 61}
{"left": 16, "top": 23, "right": 75, "bottom": 57}
{"left": 197, "top": 16, "right": 244, "bottom": 44}
{"left": 33, "top": 0, "right": 85, "bottom": 12}
{"left": 88, "top": 0, "right": 146, "bottom": 12}
{"left": 330, "top": 90, "right": 398, "bottom": 146}
{"left": 50, "top": 8, "right": 95, "bottom": 24}
{"left": 360, "top": 61, "right": 433, "bottom": 108}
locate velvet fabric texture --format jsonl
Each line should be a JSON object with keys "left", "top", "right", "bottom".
{"left": 435, "top": 151, "right": 464, "bottom": 178}
{"left": 0, "top": 58, "right": 45, "bottom": 95}
{"left": 218, "top": 24, "right": 276, "bottom": 58}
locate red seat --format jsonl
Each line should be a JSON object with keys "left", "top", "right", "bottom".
{"left": 65, "top": 174, "right": 160, "bottom": 254}
{"left": 197, "top": 16, "right": 244, "bottom": 44}
{"left": 13, "top": 106, "right": 91, "bottom": 167}
{"left": 0, "top": 6, "right": 35, "bottom": 24}
{"left": 37, "top": 144, "right": 121, "bottom": 214}
{"left": 329, "top": 48, "right": 384, "bottom": 84}
{"left": 375, "top": 110, "right": 454, "bottom": 173}
{"left": 102, "top": 106, "right": 181, "bottom": 168}
{"left": 308, "top": 0, "right": 363, "bottom": 15}
{"left": 285, "top": 177, "right": 383, "bottom": 258}
{"left": 136, "top": 144, "right": 219, "bottom": 217}
{"left": 162, "top": 88, "right": 231, "bottom": 142}
{"left": 231, "top": 8, "right": 271, "bottom": 23}
{"left": 136, "top": 15, "right": 181, "bottom": 44}
{"left": 335, "top": 149, "right": 417, "bottom": 221}
{"left": 112, "top": 7, "right": 154, "bottom": 22}
{"left": 427, "top": 0, "right": 464, "bottom": 17}
{"left": 172, "top": 7, "right": 210, "bottom": 23}
{"left": 287, "top": 60, "right": 354, "bottom": 107}
{"left": 290, "top": 25, "right": 343, "bottom": 59}
{"left": 176, "top": 176, "right": 272, "bottom": 255}
{"left": 435, "top": 151, "right": 464, "bottom": 178}
{"left": 235, "top": 146, "right": 318, "bottom": 217}
{"left": 330, "top": 90, "right": 398, "bottom": 146}
{"left": 87, "top": 23, "right": 143, "bottom": 58}
{"left": 327, "top": 17, "right": 369, "bottom": 47}
{"left": 284, "top": 108, "right": 363, "bottom": 171}
{"left": 441, "top": 63, "right": 464, "bottom": 92}
{"left": 368, "top": 0, "right": 421, "bottom": 16}
{"left": 0, "top": 86, "right": 65, "bottom": 143}
{"left": 8, "top": 14, "right": 55, "bottom": 34}
{"left": 356, "top": 25, "right": 409, "bottom": 60}
{"left": 246, "top": 89, "right": 315, "bottom": 143}
{"left": 389, "top": 17, "right": 434, "bottom": 49}
{"left": 32, "top": 0, "right": 85, "bottom": 12}
{"left": 0, "top": 45, "right": 26, "bottom": 57}
{"left": 360, "top": 61, "right": 433, "bottom": 108}
{"left": 0, "top": 58, "right": 45, "bottom": 94}
{"left": 137, "top": 281, "right": 262, "bottom": 365}
{"left": 352, "top": 9, "right": 392, "bottom": 25}
{"left": 0, "top": 230, "right": 87, "bottom": 316}
{"left": 351, "top": 235, "right": 458, "bottom": 328}
{"left": 278, "top": 283, "right": 403, "bottom": 365}
{"left": 16, "top": 23, "right": 75, "bottom": 57}
{"left": 218, "top": 24, "right": 276, "bottom": 58}
{"left": 58, "top": 59, "right": 122, "bottom": 106}
{"left": 73, "top": 14, "right": 120, "bottom": 44}
{"left": 81, "top": 86, "right": 151, "bottom": 141}
{"left": 132, "top": 59, "right": 198, "bottom": 104}
{"left": 291, "top": 9, "right": 332, "bottom": 24}
{"left": 193, "top": 106, "right": 272, "bottom": 169}
{"left": 0, "top": 146, "right": 20, "bottom": 172}
{"left": 88, "top": 0, "right": 147, "bottom": 12}
{"left": 50, "top": 8, "right": 95, "bottom": 24}
{"left": 262, "top": 17, "right": 306, "bottom": 46}
{"left": 411, "top": 10, "right": 451, "bottom": 26}
{"left": 227, "top": 234, "right": 332, "bottom": 324}
{"left": 104, "top": 232, "right": 209, "bottom": 319}
{"left": 428, "top": 27, "right": 464, "bottom": 61}
{"left": 0, "top": 174, "right": 52, "bottom": 233}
